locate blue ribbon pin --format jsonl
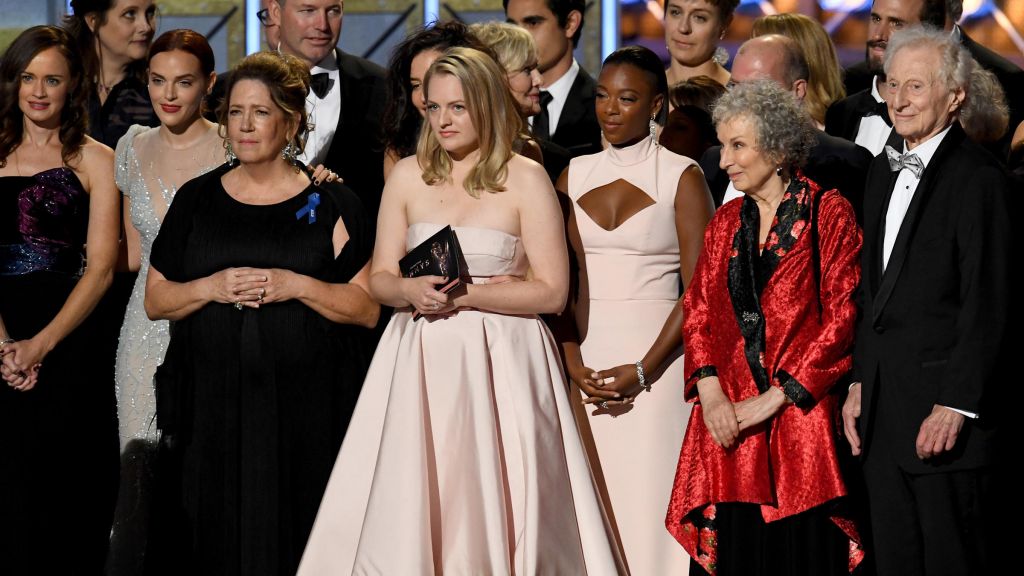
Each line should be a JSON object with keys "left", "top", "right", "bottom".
{"left": 296, "top": 192, "right": 320, "bottom": 224}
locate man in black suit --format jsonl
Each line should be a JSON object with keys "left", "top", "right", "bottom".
{"left": 699, "top": 35, "right": 872, "bottom": 221}
{"left": 214, "top": 1, "right": 387, "bottom": 217}
{"left": 842, "top": 28, "right": 1009, "bottom": 576}
{"left": 840, "top": 0, "right": 945, "bottom": 96}
{"left": 505, "top": 0, "right": 602, "bottom": 156}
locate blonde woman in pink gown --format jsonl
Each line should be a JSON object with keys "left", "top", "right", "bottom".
{"left": 299, "top": 47, "right": 625, "bottom": 575}
{"left": 556, "top": 46, "right": 714, "bottom": 575}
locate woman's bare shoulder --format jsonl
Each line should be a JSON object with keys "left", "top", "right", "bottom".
{"left": 72, "top": 137, "right": 115, "bottom": 190}
{"left": 506, "top": 154, "right": 552, "bottom": 194}
{"left": 78, "top": 136, "right": 115, "bottom": 167}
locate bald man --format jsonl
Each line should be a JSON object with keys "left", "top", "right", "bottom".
{"left": 700, "top": 35, "right": 871, "bottom": 221}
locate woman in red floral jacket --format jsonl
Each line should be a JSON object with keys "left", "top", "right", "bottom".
{"left": 665, "top": 79, "right": 864, "bottom": 575}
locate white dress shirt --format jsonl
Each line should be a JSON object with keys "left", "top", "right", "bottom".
{"left": 299, "top": 50, "right": 340, "bottom": 167}
{"left": 854, "top": 77, "right": 893, "bottom": 156}
{"left": 530, "top": 59, "right": 580, "bottom": 138}
{"left": 722, "top": 180, "right": 743, "bottom": 205}
{"left": 881, "top": 124, "right": 951, "bottom": 269}
{"left": 880, "top": 124, "right": 977, "bottom": 419}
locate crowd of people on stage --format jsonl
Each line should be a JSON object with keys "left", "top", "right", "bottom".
{"left": 0, "top": 0, "right": 1017, "bottom": 574}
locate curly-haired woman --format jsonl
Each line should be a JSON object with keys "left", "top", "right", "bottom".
{"left": 665, "top": 79, "right": 864, "bottom": 575}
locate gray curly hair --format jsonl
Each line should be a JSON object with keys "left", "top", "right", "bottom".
{"left": 712, "top": 79, "right": 816, "bottom": 169}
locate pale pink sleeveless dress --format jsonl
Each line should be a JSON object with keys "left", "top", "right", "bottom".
{"left": 298, "top": 224, "right": 626, "bottom": 575}
{"left": 567, "top": 135, "right": 695, "bottom": 574}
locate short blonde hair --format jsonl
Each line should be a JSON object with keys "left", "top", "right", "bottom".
{"left": 752, "top": 13, "right": 845, "bottom": 126}
{"left": 469, "top": 21, "right": 537, "bottom": 74}
{"left": 417, "top": 47, "right": 525, "bottom": 197}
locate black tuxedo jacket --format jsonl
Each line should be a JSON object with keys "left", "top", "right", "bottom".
{"left": 853, "top": 124, "right": 1010, "bottom": 473}
{"left": 320, "top": 51, "right": 387, "bottom": 219}
{"left": 841, "top": 59, "right": 873, "bottom": 97}
{"left": 207, "top": 50, "right": 387, "bottom": 219}
{"left": 546, "top": 67, "right": 602, "bottom": 157}
{"left": 824, "top": 87, "right": 890, "bottom": 145}
{"left": 537, "top": 138, "right": 572, "bottom": 184}
{"left": 699, "top": 129, "right": 872, "bottom": 223}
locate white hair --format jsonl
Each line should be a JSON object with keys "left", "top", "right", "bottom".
{"left": 883, "top": 26, "right": 974, "bottom": 94}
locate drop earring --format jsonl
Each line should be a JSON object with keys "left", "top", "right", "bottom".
{"left": 224, "top": 140, "right": 237, "bottom": 164}
{"left": 775, "top": 166, "right": 783, "bottom": 177}
{"left": 650, "top": 116, "right": 658, "bottom": 141}
{"left": 282, "top": 141, "right": 298, "bottom": 163}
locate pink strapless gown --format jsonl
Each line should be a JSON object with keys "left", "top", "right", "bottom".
{"left": 298, "top": 224, "right": 626, "bottom": 575}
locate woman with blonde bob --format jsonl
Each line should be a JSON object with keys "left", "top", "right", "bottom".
{"left": 471, "top": 21, "right": 572, "bottom": 181}
{"left": 298, "top": 47, "right": 625, "bottom": 575}
{"left": 752, "top": 13, "right": 845, "bottom": 128}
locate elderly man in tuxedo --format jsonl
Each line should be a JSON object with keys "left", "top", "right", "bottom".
{"left": 842, "top": 27, "right": 1009, "bottom": 576}
{"left": 699, "top": 35, "right": 871, "bottom": 221}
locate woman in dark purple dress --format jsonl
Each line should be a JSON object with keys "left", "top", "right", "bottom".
{"left": 0, "top": 26, "right": 121, "bottom": 573}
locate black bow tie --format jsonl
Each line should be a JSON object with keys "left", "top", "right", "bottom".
{"left": 861, "top": 98, "right": 892, "bottom": 127}
{"left": 310, "top": 72, "right": 333, "bottom": 99}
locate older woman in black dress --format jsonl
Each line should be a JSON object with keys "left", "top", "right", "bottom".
{"left": 0, "top": 25, "right": 120, "bottom": 572}
{"left": 144, "top": 51, "right": 378, "bottom": 574}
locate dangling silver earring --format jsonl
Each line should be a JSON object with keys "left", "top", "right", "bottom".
{"left": 282, "top": 141, "right": 298, "bottom": 163}
{"left": 224, "top": 140, "right": 237, "bottom": 164}
{"left": 650, "top": 116, "right": 658, "bottom": 141}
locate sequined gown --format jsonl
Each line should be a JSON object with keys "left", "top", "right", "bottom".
{"left": 107, "top": 124, "right": 223, "bottom": 575}
{"left": 0, "top": 167, "right": 120, "bottom": 573}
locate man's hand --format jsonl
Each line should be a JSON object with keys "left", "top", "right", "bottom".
{"left": 842, "top": 382, "right": 862, "bottom": 455}
{"left": 915, "top": 404, "right": 965, "bottom": 460}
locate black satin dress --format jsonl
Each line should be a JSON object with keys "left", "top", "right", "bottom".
{"left": 0, "top": 167, "right": 120, "bottom": 574}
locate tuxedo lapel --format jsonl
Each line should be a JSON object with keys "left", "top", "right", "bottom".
{"left": 556, "top": 74, "right": 586, "bottom": 135}
{"left": 325, "top": 49, "right": 357, "bottom": 164}
{"left": 334, "top": 49, "right": 346, "bottom": 124}
{"left": 871, "top": 126, "right": 963, "bottom": 323}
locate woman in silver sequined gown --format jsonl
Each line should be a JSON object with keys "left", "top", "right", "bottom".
{"left": 107, "top": 30, "right": 223, "bottom": 574}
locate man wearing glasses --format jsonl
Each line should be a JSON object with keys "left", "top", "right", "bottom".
{"left": 256, "top": 1, "right": 281, "bottom": 49}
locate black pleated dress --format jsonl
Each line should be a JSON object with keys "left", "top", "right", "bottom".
{"left": 148, "top": 164, "right": 373, "bottom": 576}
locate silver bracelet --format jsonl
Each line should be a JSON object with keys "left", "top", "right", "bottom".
{"left": 0, "top": 338, "right": 14, "bottom": 347}
{"left": 636, "top": 360, "right": 648, "bottom": 391}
